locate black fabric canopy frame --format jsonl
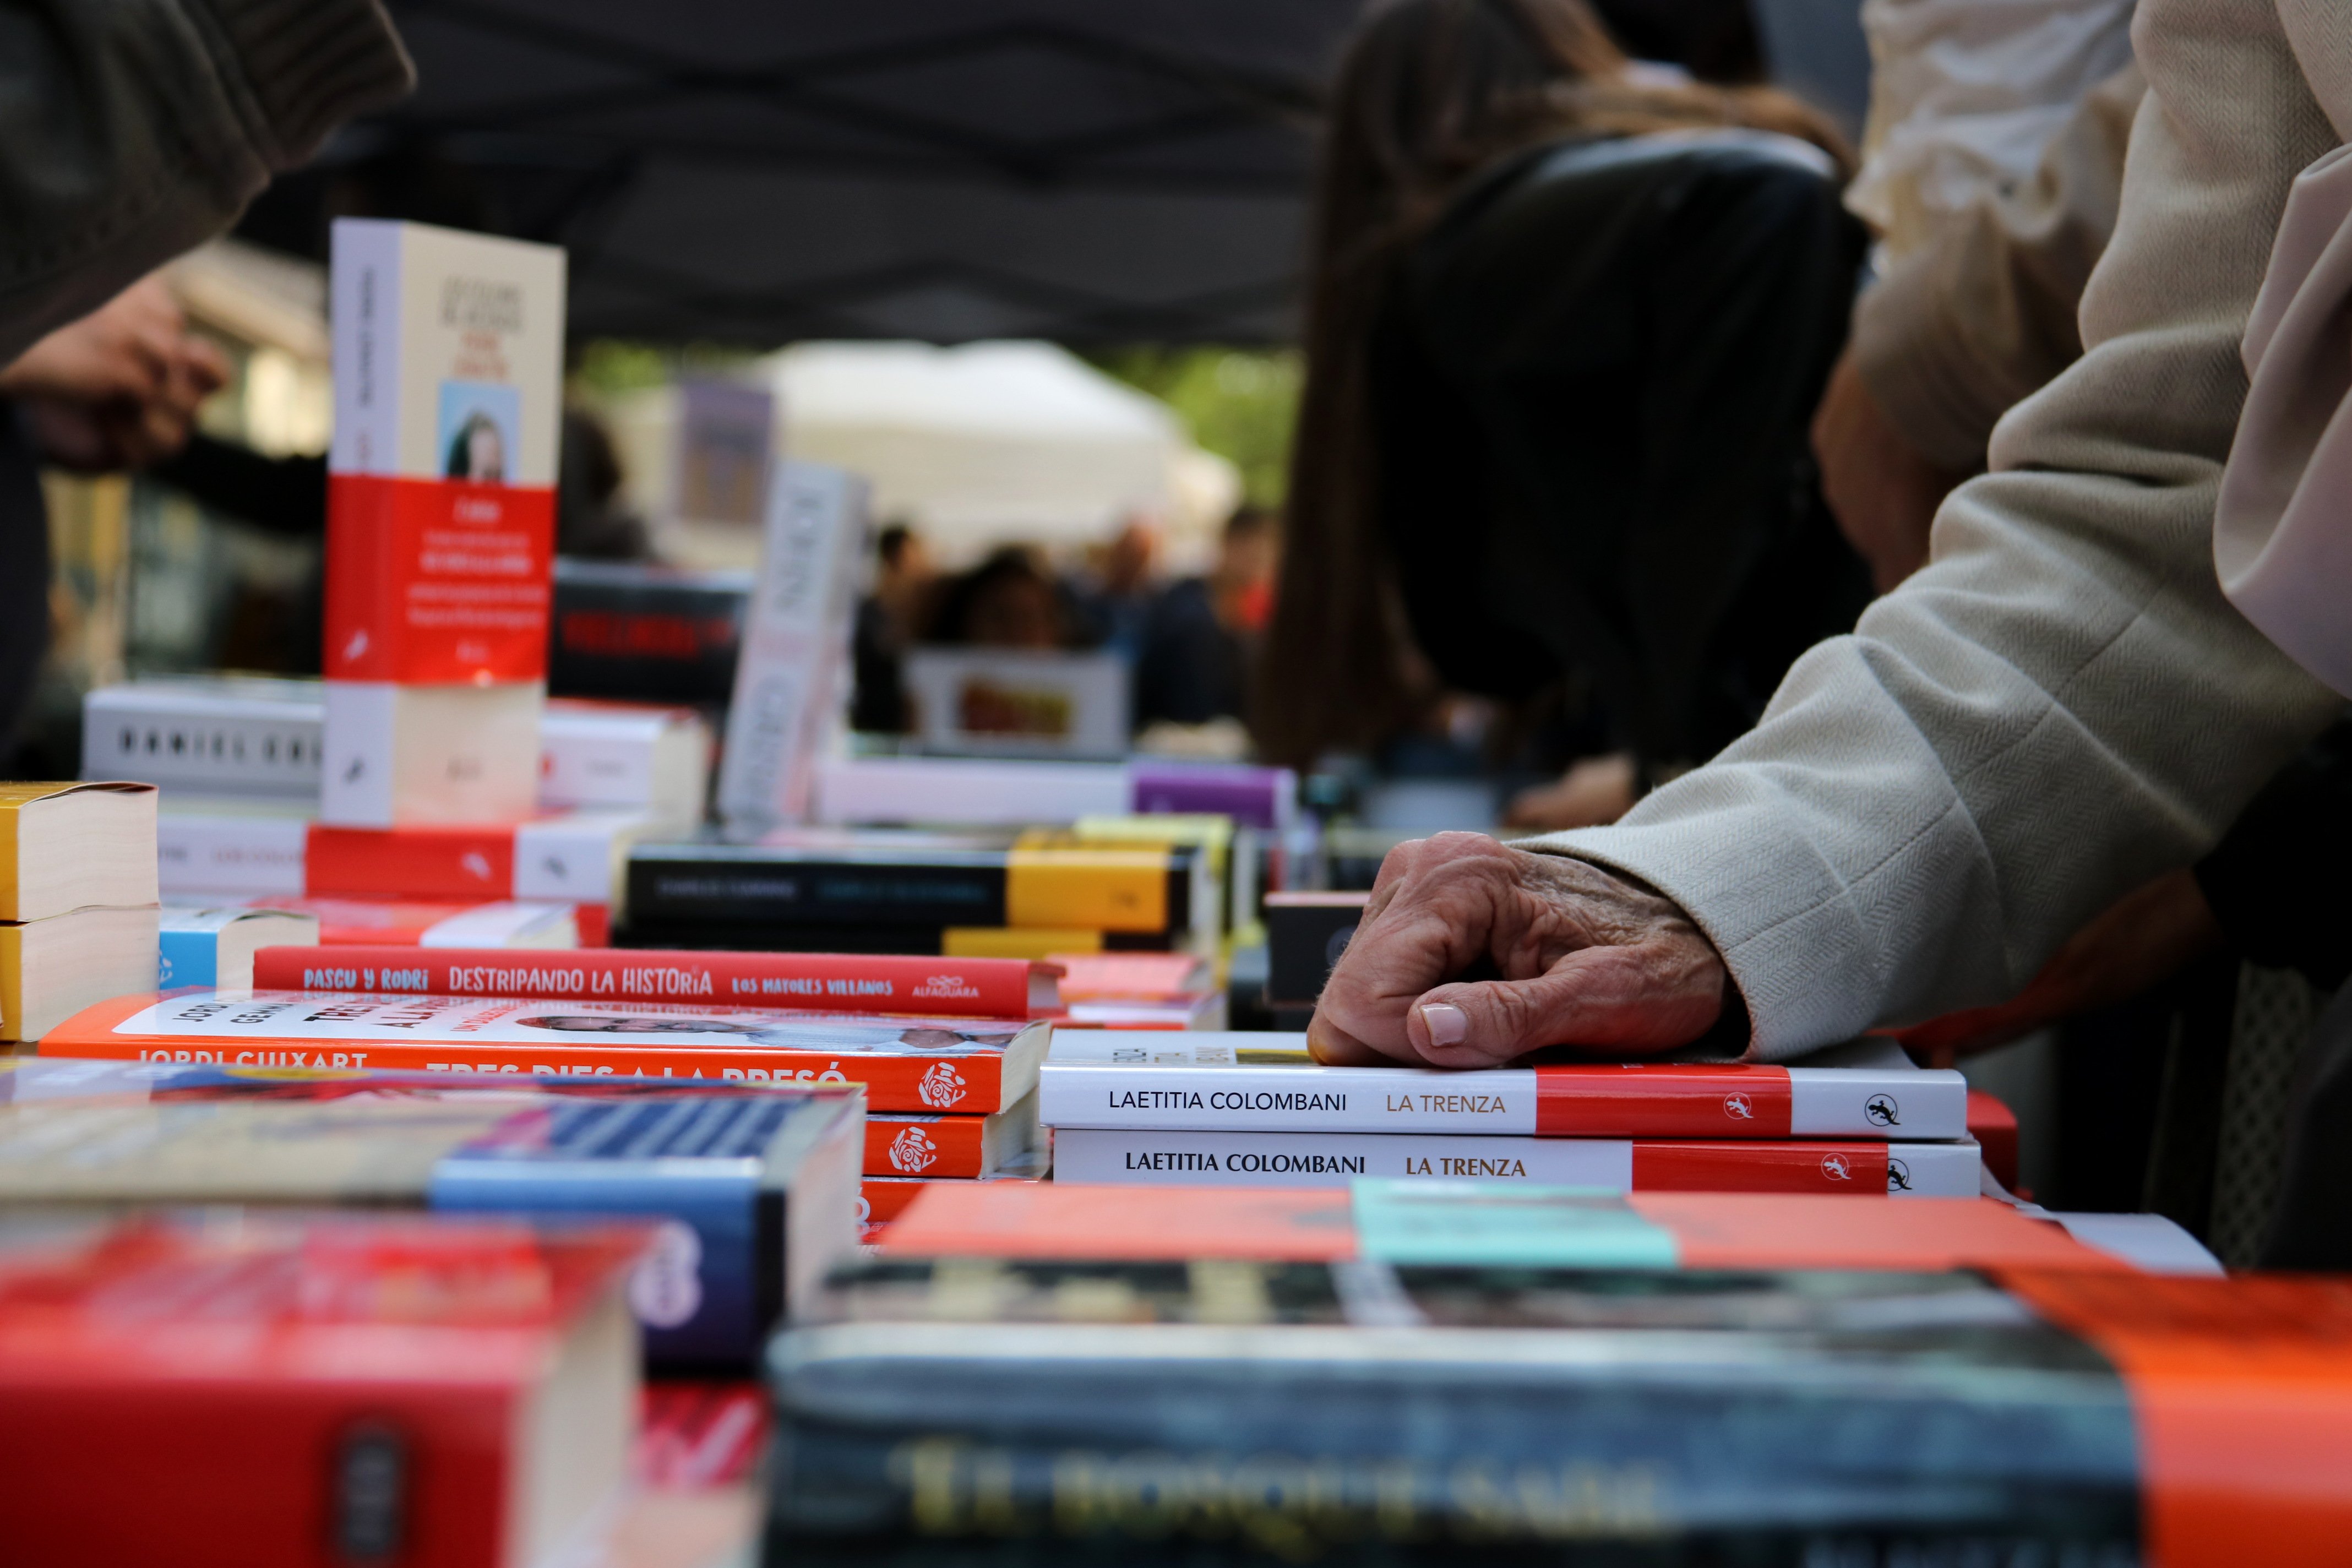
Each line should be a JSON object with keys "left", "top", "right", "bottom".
{"left": 331, "top": 0, "right": 1365, "bottom": 345}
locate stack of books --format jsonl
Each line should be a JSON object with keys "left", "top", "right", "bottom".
{"left": 1050, "top": 950, "right": 1224, "bottom": 1030}
{"left": 0, "top": 782, "right": 160, "bottom": 1044}
{"left": 1037, "top": 1032, "right": 1984, "bottom": 1197}
{"left": 43, "top": 948, "right": 1058, "bottom": 1239}
{"left": 0, "top": 1056, "right": 864, "bottom": 1372}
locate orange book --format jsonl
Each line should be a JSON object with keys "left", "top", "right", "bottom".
{"left": 879, "top": 1182, "right": 2115, "bottom": 1273}
{"left": 40, "top": 992, "right": 1048, "bottom": 1114}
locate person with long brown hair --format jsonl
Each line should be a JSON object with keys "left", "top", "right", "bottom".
{"left": 1258, "top": 0, "right": 1870, "bottom": 815}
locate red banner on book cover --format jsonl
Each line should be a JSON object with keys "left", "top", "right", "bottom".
{"left": 325, "top": 473, "right": 556, "bottom": 683}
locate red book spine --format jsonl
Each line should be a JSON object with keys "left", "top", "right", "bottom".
{"left": 42, "top": 1034, "right": 1010, "bottom": 1114}
{"left": 1535, "top": 1064, "right": 1794, "bottom": 1137}
{"left": 326, "top": 473, "right": 556, "bottom": 684}
{"left": 305, "top": 825, "right": 518, "bottom": 899}
{"left": 1631, "top": 1140, "right": 1888, "bottom": 1194}
{"left": 864, "top": 1114, "right": 988, "bottom": 1178}
{"left": 248, "top": 946, "right": 1039, "bottom": 1019}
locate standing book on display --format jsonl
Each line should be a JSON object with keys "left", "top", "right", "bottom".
{"left": 715, "top": 463, "right": 868, "bottom": 839}
{"left": 322, "top": 219, "right": 565, "bottom": 826}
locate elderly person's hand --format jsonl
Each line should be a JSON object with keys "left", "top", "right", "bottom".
{"left": 0, "top": 274, "right": 228, "bottom": 470}
{"left": 1307, "top": 832, "right": 1732, "bottom": 1067}
{"left": 1809, "top": 347, "right": 1968, "bottom": 594}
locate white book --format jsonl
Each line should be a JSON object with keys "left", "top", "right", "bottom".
{"left": 1038, "top": 1033, "right": 1970, "bottom": 1141}
{"left": 92, "top": 679, "right": 701, "bottom": 821}
{"left": 1050, "top": 1126, "right": 1984, "bottom": 1197}
{"left": 83, "top": 678, "right": 323, "bottom": 800}
{"left": 323, "top": 218, "right": 566, "bottom": 827}
{"left": 157, "top": 799, "right": 311, "bottom": 897}
{"left": 901, "top": 647, "right": 1130, "bottom": 759}
{"left": 715, "top": 462, "right": 868, "bottom": 837}
{"left": 812, "top": 755, "right": 1129, "bottom": 826}
{"left": 157, "top": 907, "right": 320, "bottom": 990}
{"left": 538, "top": 700, "right": 709, "bottom": 824}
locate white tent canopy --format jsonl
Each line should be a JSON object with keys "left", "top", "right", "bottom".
{"left": 605, "top": 340, "right": 1239, "bottom": 570}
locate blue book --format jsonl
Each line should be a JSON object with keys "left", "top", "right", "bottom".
{"left": 0, "top": 1060, "right": 863, "bottom": 1372}
{"left": 156, "top": 907, "right": 318, "bottom": 989}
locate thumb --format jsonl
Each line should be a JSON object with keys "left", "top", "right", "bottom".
{"left": 1405, "top": 942, "right": 1724, "bottom": 1066}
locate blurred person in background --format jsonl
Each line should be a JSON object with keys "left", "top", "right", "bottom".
{"left": 1256, "top": 0, "right": 1871, "bottom": 820}
{"left": 0, "top": 275, "right": 228, "bottom": 751}
{"left": 852, "top": 522, "right": 938, "bottom": 733}
{"left": 1070, "top": 515, "right": 1164, "bottom": 662}
{"left": 1135, "top": 504, "right": 1278, "bottom": 730}
{"left": 929, "top": 546, "right": 1075, "bottom": 651}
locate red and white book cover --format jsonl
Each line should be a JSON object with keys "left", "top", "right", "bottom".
{"left": 0, "top": 1211, "right": 644, "bottom": 1568}
{"left": 252, "top": 945, "right": 1061, "bottom": 1019}
{"left": 1039, "top": 1032, "right": 1969, "bottom": 1141}
{"left": 241, "top": 896, "right": 580, "bottom": 950}
{"left": 41, "top": 991, "right": 1049, "bottom": 1114}
{"left": 323, "top": 219, "right": 565, "bottom": 827}
{"left": 1049, "top": 1126, "right": 1984, "bottom": 1197}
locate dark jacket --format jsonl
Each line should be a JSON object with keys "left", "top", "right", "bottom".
{"left": 0, "top": 0, "right": 412, "bottom": 363}
{"left": 1371, "top": 129, "right": 1871, "bottom": 772}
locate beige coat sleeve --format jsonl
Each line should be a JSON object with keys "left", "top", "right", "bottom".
{"left": 1531, "top": 0, "right": 2351, "bottom": 1058}
{"left": 1853, "top": 61, "right": 2147, "bottom": 471}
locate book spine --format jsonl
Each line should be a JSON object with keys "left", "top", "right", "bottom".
{"left": 157, "top": 814, "right": 309, "bottom": 896}
{"left": 715, "top": 463, "right": 865, "bottom": 836}
{"left": 156, "top": 928, "right": 219, "bottom": 990}
{"left": 625, "top": 854, "right": 1009, "bottom": 927}
{"left": 248, "top": 947, "right": 1039, "bottom": 1019}
{"left": 82, "top": 695, "right": 324, "bottom": 798}
{"left": 1048, "top": 1128, "right": 1980, "bottom": 1197}
{"left": 865, "top": 1115, "right": 988, "bottom": 1178}
{"left": 42, "top": 1035, "right": 1011, "bottom": 1113}
{"left": 548, "top": 570, "right": 746, "bottom": 705}
{"left": 306, "top": 823, "right": 516, "bottom": 899}
{"left": 1038, "top": 1064, "right": 1542, "bottom": 1134}
{"left": 512, "top": 815, "right": 633, "bottom": 903}
{"left": 813, "top": 755, "right": 1129, "bottom": 827}
{"left": 1786, "top": 1065, "right": 1970, "bottom": 1138}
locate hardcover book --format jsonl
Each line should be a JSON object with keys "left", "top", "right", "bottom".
{"left": 251, "top": 945, "right": 1063, "bottom": 1018}
{"left": 1049, "top": 1127, "right": 1983, "bottom": 1196}
{"left": 323, "top": 219, "right": 566, "bottom": 826}
{"left": 1038, "top": 1033, "right": 1969, "bottom": 1140}
{"left": 40, "top": 991, "right": 1050, "bottom": 1113}
{"left": 712, "top": 462, "right": 868, "bottom": 837}
{"left": 767, "top": 1252, "right": 2352, "bottom": 1563}
{"left": 0, "top": 1211, "right": 644, "bottom": 1568}
{"left": 0, "top": 1061, "right": 862, "bottom": 1370}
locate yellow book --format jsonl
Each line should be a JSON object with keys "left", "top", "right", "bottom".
{"left": 0, "top": 782, "right": 159, "bottom": 922}
{"left": 1005, "top": 833, "right": 1171, "bottom": 931}
{"left": 0, "top": 906, "right": 160, "bottom": 1042}
{"left": 943, "top": 927, "right": 1106, "bottom": 960}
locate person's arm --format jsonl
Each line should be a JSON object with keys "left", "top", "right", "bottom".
{"left": 1312, "top": 0, "right": 2347, "bottom": 1066}
{"left": 0, "top": 0, "right": 412, "bottom": 364}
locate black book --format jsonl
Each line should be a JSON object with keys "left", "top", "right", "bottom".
{"left": 765, "top": 1259, "right": 2140, "bottom": 1565}
{"left": 548, "top": 559, "right": 749, "bottom": 705}
{"left": 623, "top": 837, "right": 1204, "bottom": 942}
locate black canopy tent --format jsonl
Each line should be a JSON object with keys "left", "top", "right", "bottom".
{"left": 231, "top": 0, "right": 1863, "bottom": 346}
{"left": 237, "top": 1, "right": 1355, "bottom": 345}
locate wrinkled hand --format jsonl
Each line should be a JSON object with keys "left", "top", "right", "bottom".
{"left": 0, "top": 275, "right": 227, "bottom": 470}
{"left": 1809, "top": 348, "right": 1968, "bottom": 594}
{"left": 1894, "top": 868, "right": 2224, "bottom": 1060}
{"left": 1308, "top": 832, "right": 1730, "bottom": 1068}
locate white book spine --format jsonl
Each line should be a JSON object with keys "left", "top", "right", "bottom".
{"left": 156, "top": 815, "right": 309, "bottom": 897}
{"left": 812, "top": 755, "right": 1131, "bottom": 826}
{"left": 319, "top": 682, "right": 398, "bottom": 827}
{"left": 716, "top": 462, "right": 867, "bottom": 836}
{"left": 83, "top": 690, "right": 323, "bottom": 798}
{"left": 513, "top": 811, "right": 643, "bottom": 902}
{"left": 329, "top": 218, "right": 404, "bottom": 476}
{"left": 1051, "top": 1128, "right": 1984, "bottom": 1197}
{"left": 1786, "top": 1066, "right": 1970, "bottom": 1137}
{"left": 1039, "top": 1062, "right": 1540, "bottom": 1134}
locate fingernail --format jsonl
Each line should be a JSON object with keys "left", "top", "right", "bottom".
{"left": 1419, "top": 1003, "right": 1469, "bottom": 1047}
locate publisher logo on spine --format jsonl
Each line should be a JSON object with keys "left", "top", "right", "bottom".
{"left": 1886, "top": 1158, "right": 1913, "bottom": 1194}
{"left": 1721, "top": 1092, "right": 1754, "bottom": 1121}
{"left": 888, "top": 1125, "right": 940, "bottom": 1174}
{"left": 1819, "top": 1152, "right": 1853, "bottom": 1183}
{"left": 1864, "top": 1093, "right": 1901, "bottom": 1128}
{"left": 916, "top": 1061, "right": 968, "bottom": 1109}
